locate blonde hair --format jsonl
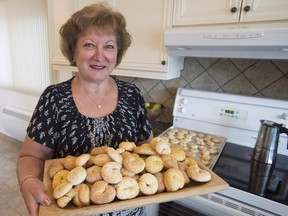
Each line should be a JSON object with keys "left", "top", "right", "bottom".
{"left": 59, "top": 3, "right": 132, "bottom": 66}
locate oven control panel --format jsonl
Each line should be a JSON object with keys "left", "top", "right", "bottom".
{"left": 213, "top": 107, "right": 248, "bottom": 120}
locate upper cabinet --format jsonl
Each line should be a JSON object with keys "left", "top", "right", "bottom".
{"left": 172, "top": 0, "right": 288, "bottom": 26}
{"left": 47, "top": 0, "right": 184, "bottom": 81}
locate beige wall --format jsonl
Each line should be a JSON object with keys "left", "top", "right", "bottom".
{"left": 118, "top": 57, "right": 288, "bottom": 123}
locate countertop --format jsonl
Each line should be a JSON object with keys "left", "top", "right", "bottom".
{"left": 151, "top": 121, "right": 172, "bottom": 137}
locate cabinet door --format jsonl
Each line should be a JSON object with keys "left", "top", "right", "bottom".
{"left": 113, "top": 0, "right": 182, "bottom": 79}
{"left": 173, "top": 0, "right": 242, "bottom": 26}
{"left": 240, "top": 0, "right": 288, "bottom": 23}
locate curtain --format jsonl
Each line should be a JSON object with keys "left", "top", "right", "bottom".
{"left": 0, "top": 0, "right": 50, "bottom": 95}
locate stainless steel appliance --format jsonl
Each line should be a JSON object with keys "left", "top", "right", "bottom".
{"left": 158, "top": 88, "right": 288, "bottom": 216}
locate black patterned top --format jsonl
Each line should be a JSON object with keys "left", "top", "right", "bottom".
{"left": 27, "top": 76, "right": 152, "bottom": 159}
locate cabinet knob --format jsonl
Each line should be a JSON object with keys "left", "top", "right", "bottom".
{"left": 230, "top": 7, "right": 237, "bottom": 13}
{"left": 161, "top": 60, "right": 166, "bottom": 65}
{"left": 244, "top": 5, "right": 251, "bottom": 12}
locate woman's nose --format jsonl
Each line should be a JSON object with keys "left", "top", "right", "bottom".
{"left": 94, "top": 46, "right": 104, "bottom": 60}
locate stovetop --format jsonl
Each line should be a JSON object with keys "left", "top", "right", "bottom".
{"left": 213, "top": 142, "right": 288, "bottom": 205}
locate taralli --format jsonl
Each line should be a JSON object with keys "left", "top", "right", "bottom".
{"left": 90, "top": 180, "right": 116, "bottom": 204}
{"left": 134, "top": 143, "right": 156, "bottom": 156}
{"left": 123, "top": 154, "right": 145, "bottom": 174}
{"left": 115, "top": 176, "right": 140, "bottom": 200}
{"left": 49, "top": 136, "right": 214, "bottom": 209}
{"left": 163, "top": 168, "right": 185, "bottom": 192}
{"left": 154, "top": 172, "right": 165, "bottom": 193}
{"left": 185, "top": 158, "right": 211, "bottom": 182}
{"left": 73, "top": 183, "right": 90, "bottom": 207}
{"left": 170, "top": 147, "right": 186, "bottom": 162}
{"left": 91, "top": 146, "right": 108, "bottom": 156}
{"left": 119, "top": 141, "right": 136, "bottom": 151}
{"left": 52, "top": 170, "right": 69, "bottom": 189}
{"left": 145, "top": 155, "right": 164, "bottom": 174}
{"left": 53, "top": 182, "right": 73, "bottom": 199}
{"left": 86, "top": 165, "right": 102, "bottom": 183}
{"left": 101, "top": 161, "right": 122, "bottom": 184}
{"left": 93, "top": 154, "right": 112, "bottom": 166}
{"left": 63, "top": 155, "right": 76, "bottom": 171}
{"left": 57, "top": 188, "right": 76, "bottom": 208}
{"left": 49, "top": 161, "right": 64, "bottom": 179}
{"left": 106, "top": 147, "right": 123, "bottom": 165}
{"left": 138, "top": 173, "right": 158, "bottom": 195}
{"left": 75, "top": 154, "right": 91, "bottom": 167}
{"left": 67, "top": 166, "right": 87, "bottom": 186}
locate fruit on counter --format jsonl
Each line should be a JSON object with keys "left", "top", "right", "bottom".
{"left": 145, "top": 102, "right": 162, "bottom": 110}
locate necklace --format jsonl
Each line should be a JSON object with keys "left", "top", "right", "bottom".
{"left": 78, "top": 77, "right": 109, "bottom": 109}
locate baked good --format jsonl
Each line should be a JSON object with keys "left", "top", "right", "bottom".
{"left": 93, "top": 153, "right": 112, "bottom": 166}
{"left": 67, "top": 166, "right": 87, "bottom": 186}
{"left": 121, "top": 167, "right": 136, "bottom": 177}
{"left": 57, "top": 188, "right": 75, "bottom": 208}
{"left": 86, "top": 165, "right": 102, "bottom": 183}
{"left": 163, "top": 168, "right": 185, "bottom": 192}
{"left": 145, "top": 155, "right": 164, "bottom": 174}
{"left": 53, "top": 182, "right": 73, "bottom": 199}
{"left": 49, "top": 161, "right": 64, "bottom": 179}
{"left": 90, "top": 180, "right": 116, "bottom": 204}
{"left": 154, "top": 172, "right": 165, "bottom": 193}
{"left": 138, "top": 173, "right": 158, "bottom": 195}
{"left": 185, "top": 158, "right": 211, "bottom": 182}
{"left": 63, "top": 155, "right": 76, "bottom": 171}
{"left": 119, "top": 141, "right": 136, "bottom": 151}
{"left": 73, "top": 183, "right": 90, "bottom": 207}
{"left": 101, "top": 161, "right": 122, "bottom": 184}
{"left": 170, "top": 147, "right": 186, "bottom": 161}
{"left": 91, "top": 146, "right": 108, "bottom": 156}
{"left": 75, "top": 154, "right": 90, "bottom": 167}
{"left": 134, "top": 143, "right": 156, "bottom": 156}
{"left": 106, "top": 147, "right": 123, "bottom": 165}
{"left": 150, "top": 137, "right": 161, "bottom": 150}
{"left": 123, "top": 154, "right": 145, "bottom": 174}
{"left": 155, "top": 141, "right": 171, "bottom": 155}
{"left": 52, "top": 170, "right": 69, "bottom": 189}
{"left": 161, "top": 155, "right": 178, "bottom": 169}
{"left": 115, "top": 176, "right": 140, "bottom": 200}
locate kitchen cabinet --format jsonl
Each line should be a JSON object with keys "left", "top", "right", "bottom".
{"left": 172, "top": 0, "right": 288, "bottom": 26}
{"left": 47, "top": 0, "right": 184, "bottom": 82}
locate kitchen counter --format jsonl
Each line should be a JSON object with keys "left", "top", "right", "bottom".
{"left": 151, "top": 121, "right": 172, "bottom": 137}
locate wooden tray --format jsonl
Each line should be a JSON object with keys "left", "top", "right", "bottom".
{"left": 39, "top": 159, "right": 229, "bottom": 216}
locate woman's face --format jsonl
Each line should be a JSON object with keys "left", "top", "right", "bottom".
{"left": 74, "top": 27, "right": 117, "bottom": 83}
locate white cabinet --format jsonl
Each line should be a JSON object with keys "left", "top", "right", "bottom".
{"left": 173, "top": 0, "right": 288, "bottom": 26}
{"left": 47, "top": 0, "right": 184, "bottom": 82}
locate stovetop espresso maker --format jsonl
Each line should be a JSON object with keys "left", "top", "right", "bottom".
{"left": 249, "top": 120, "right": 288, "bottom": 196}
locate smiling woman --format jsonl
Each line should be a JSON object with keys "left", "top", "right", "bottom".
{"left": 0, "top": 0, "right": 50, "bottom": 94}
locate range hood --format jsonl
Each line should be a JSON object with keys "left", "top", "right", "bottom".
{"left": 164, "top": 23, "right": 288, "bottom": 59}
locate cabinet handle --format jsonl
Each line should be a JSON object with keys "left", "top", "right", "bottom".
{"left": 244, "top": 5, "right": 251, "bottom": 12}
{"left": 161, "top": 60, "right": 166, "bottom": 65}
{"left": 230, "top": 7, "right": 237, "bottom": 13}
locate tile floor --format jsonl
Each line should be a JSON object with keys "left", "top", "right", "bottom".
{"left": 0, "top": 133, "right": 29, "bottom": 216}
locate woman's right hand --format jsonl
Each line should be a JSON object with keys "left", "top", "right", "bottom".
{"left": 20, "top": 174, "right": 51, "bottom": 216}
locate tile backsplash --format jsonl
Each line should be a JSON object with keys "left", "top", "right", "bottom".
{"left": 117, "top": 57, "right": 288, "bottom": 123}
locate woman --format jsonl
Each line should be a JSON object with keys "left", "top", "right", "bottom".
{"left": 17, "top": 3, "right": 153, "bottom": 216}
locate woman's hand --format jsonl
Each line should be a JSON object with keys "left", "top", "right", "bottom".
{"left": 20, "top": 176, "right": 51, "bottom": 216}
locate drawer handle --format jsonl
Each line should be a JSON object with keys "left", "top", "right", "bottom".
{"left": 161, "top": 60, "right": 166, "bottom": 65}
{"left": 244, "top": 5, "right": 251, "bottom": 12}
{"left": 230, "top": 7, "right": 237, "bottom": 13}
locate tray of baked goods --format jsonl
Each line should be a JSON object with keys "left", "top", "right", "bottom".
{"left": 39, "top": 136, "right": 229, "bottom": 216}
{"left": 159, "top": 127, "right": 227, "bottom": 168}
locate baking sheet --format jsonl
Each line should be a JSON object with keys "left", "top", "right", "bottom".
{"left": 159, "top": 126, "right": 227, "bottom": 168}
{"left": 39, "top": 158, "right": 229, "bottom": 216}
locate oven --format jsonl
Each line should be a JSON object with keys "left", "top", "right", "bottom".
{"left": 155, "top": 88, "right": 288, "bottom": 216}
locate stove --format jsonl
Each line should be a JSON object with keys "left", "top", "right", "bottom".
{"left": 161, "top": 88, "right": 288, "bottom": 216}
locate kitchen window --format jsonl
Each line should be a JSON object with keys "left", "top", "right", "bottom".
{"left": 0, "top": 0, "right": 50, "bottom": 95}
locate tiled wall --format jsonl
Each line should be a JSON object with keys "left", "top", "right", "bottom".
{"left": 118, "top": 57, "right": 288, "bottom": 123}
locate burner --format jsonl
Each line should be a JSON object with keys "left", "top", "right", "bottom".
{"left": 213, "top": 143, "right": 288, "bottom": 205}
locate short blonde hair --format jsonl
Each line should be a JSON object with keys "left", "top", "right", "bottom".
{"left": 59, "top": 3, "right": 132, "bottom": 66}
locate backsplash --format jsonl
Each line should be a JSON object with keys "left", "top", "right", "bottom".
{"left": 117, "top": 57, "right": 288, "bottom": 123}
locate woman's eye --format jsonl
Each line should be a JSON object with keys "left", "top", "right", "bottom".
{"left": 83, "top": 43, "right": 95, "bottom": 49}
{"left": 105, "top": 44, "right": 115, "bottom": 50}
